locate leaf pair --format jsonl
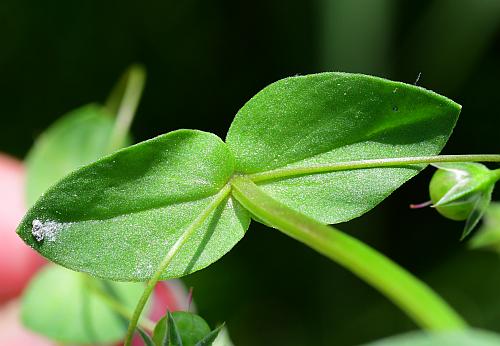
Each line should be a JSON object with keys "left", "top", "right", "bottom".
{"left": 17, "top": 72, "right": 461, "bottom": 281}
{"left": 139, "top": 310, "right": 225, "bottom": 346}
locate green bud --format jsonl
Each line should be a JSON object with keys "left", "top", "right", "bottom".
{"left": 428, "top": 162, "right": 500, "bottom": 239}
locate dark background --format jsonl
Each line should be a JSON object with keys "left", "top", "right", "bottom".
{"left": 1, "top": 0, "right": 500, "bottom": 345}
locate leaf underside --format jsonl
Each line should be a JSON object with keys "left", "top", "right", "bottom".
{"left": 226, "top": 73, "right": 460, "bottom": 224}
{"left": 18, "top": 130, "right": 250, "bottom": 281}
{"left": 18, "top": 73, "right": 461, "bottom": 282}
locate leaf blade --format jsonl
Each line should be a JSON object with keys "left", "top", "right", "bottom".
{"left": 18, "top": 130, "right": 250, "bottom": 281}
{"left": 226, "top": 72, "right": 460, "bottom": 223}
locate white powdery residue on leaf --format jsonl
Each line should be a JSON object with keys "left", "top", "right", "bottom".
{"left": 31, "top": 219, "right": 71, "bottom": 243}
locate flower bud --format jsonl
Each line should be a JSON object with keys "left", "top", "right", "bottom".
{"left": 429, "top": 162, "right": 500, "bottom": 239}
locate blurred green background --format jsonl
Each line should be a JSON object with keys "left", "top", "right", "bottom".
{"left": 1, "top": 0, "right": 500, "bottom": 345}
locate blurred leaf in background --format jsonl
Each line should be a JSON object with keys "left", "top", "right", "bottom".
{"left": 18, "top": 65, "right": 149, "bottom": 343}
{"left": 25, "top": 65, "right": 145, "bottom": 206}
{"left": 21, "top": 264, "right": 146, "bottom": 344}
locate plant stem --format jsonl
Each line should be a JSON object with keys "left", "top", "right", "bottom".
{"left": 123, "top": 184, "right": 232, "bottom": 346}
{"left": 231, "top": 176, "right": 467, "bottom": 330}
{"left": 249, "top": 154, "right": 500, "bottom": 183}
{"left": 106, "top": 64, "right": 146, "bottom": 152}
{"left": 83, "top": 276, "right": 156, "bottom": 331}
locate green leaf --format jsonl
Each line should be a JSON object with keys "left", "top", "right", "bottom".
{"left": 171, "top": 311, "right": 211, "bottom": 346}
{"left": 470, "top": 202, "right": 500, "bottom": 251}
{"left": 25, "top": 104, "right": 131, "bottom": 206}
{"left": 226, "top": 73, "right": 460, "bottom": 224}
{"left": 362, "top": 329, "right": 500, "bottom": 346}
{"left": 167, "top": 311, "right": 184, "bottom": 346}
{"left": 18, "top": 130, "right": 250, "bottom": 281}
{"left": 155, "top": 311, "right": 212, "bottom": 346}
{"left": 138, "top": 327, "right": 155, "bottom": 346}
{"left": 20, "top": 264, "right": 145, "bottom": 344}
{"left": 153, "top": 315, "right": 168, "bottom": 346}
{"left": 195, "top": 323, "right": 225, "bottom": 346}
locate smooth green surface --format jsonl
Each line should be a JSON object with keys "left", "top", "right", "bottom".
{"left": 25, "top": 104, "right": 130, "bottom": 206}
{"left": 18, "top": 130, "right": 250, "bottom": 281}
{"left": 226, "top": 73, "right": 460, "bottom": 224}
{"left": 172, "top": 312, "right": 211, "bottom": 346}
{"left": 231, "top": 176, "right": 466, "bottom": 330}
{"left": 21, "top": 264, "right": 145, "bottom": 344}
{"left": 154, "top": 311, "right": 212, "bottom": 346}
{"left": 363, "top": 329, "right": 500, "bottom": 346}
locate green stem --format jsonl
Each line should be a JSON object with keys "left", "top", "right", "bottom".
{"left": 249, "top": 154, "right": 500, "bottom": 183}
{"left": 83, "top": 276, "right": 156, "bottom": 331}
{"left": 106, "top": 64, "right": 146, "bottom": 152}
{"left": 231, "top": 176, "right": 467, "bottom": 330}
{"left": 123, "top": 184, "right": 232, "bottom": 346}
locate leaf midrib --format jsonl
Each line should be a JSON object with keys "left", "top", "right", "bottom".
{"left": 237, "top": 109, "right": 447, "bottom": 181}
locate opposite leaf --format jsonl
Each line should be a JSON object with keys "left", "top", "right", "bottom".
{"left": 25, "top": 104, "right": 131, "bottom": 206}
{"left": 21, "top": 264, "right": 145, "bottom": 344}
{"left": 226, "top": 73, "right": 460, "bottom": 224}
{"left": 18, "top": 130, "right": 250, "bottom": 281}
